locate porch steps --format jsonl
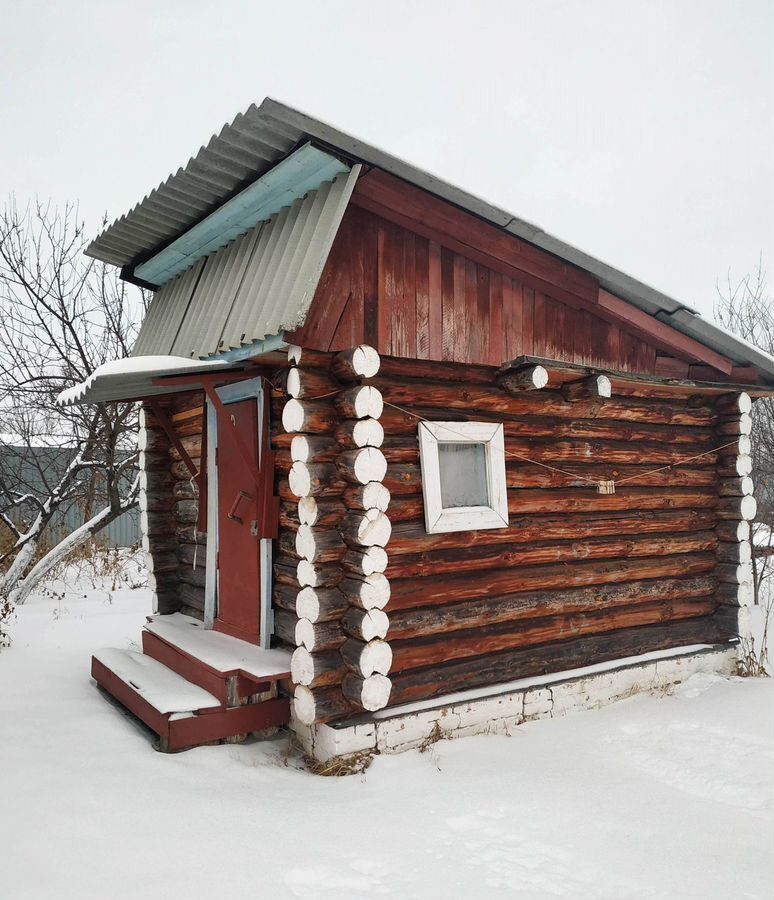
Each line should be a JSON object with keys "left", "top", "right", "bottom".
{"left": 91, "top": 615, "right": 292, "bottom": 752}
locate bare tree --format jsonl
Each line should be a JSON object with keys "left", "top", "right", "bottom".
{"left": 0, "top": 199, "right": 146, "bottom": 610}
{"left": 715, "top": 258, "right": 774, "bottom": 605}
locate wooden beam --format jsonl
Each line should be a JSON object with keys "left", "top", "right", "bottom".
{"left": 561, "top": 375, "right": 611, "bottom": 401}
{"left": 597, "top": 289, "right": 733, "bottom": 374}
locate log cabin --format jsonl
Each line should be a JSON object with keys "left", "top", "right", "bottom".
{"left": 59, "top": 98, "right": 774, "bottom": 760}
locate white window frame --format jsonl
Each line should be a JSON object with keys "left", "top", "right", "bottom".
{"left": 418, "top": 421, "right": 509, "bottom": 534}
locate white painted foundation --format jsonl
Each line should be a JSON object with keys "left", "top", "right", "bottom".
{"left": 291, "top": 644, "right": 738, "bottom": 763}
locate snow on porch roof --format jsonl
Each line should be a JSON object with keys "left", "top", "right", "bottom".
{"left": 56, "top": 356, "right": 235, "bottom": 407}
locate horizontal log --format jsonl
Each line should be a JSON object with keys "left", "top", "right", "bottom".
{"left": 168, "top": 434, "right": 203, "bottom": 463}
{"left": 335, "top": 417, "right": 384, "bottom": 449}
{"left": 297, "top": 497, "right": 346, "bottom": 527}
{"left": 385, "top": 617, "right": 729, "bottom": 707}
{"left": 382, "top": 460, "right": 717, "bottom": 493}
{"left": 145, "top": 551, "right": 179, "bottom": 574}
{"left": 291, "top": 647, "right": 347, "bottom": 688}
{"left": 295, "top": 618, "right": 346, "bottom": 652}
{"left": 500, "top": 364, "right": 548, "bottom": 391}
{"left": 339, "top": 573, "right": 391, "bottom": 610}
{"left": 177, "top": 542, "right": 206, "bottom": 569}
{"left": 388, "top": 598, "right": 718, "bottom": 674}
{"left": 177, "top": 582, "right": 205, "bottom": 613}
{"left": 281, "top": 399, "right": 337, "bottom": 434}
{"left": 273, "top": 556, "right": 301, "bottom": 587}
{"left": 387, "top": 509, "right": 718, "bottom": 556}
{"left": 334, "top": 385, "right": 383, "bottom": 419}
{"left": 286, "top": 367, "right": 339, "bottom": 400}
{"left": 373, "top": 378, "right": 716, "bottom": 427}
{"left": 715, "top": 520, "right": 750, "bottom": 542}
{"left": 381, "top": 414, "right": 716, "bottom": 447}
{"left": 342, "top": 547, "right": 389, "bottom": 576}
{"left": 715, "top": 392, "right": 752, "bottom": 416}
{"left": 718, "top": 477, "right": 754, "bottom": 497}
{"left": 296, "top": 559, "right": 344, "bottom": 588}
{"left": 716, "top": 581, "right": 754, "bottom": 607}
{"left": 336, "top": 447, "right": 388, "bottom": 485}
{"left": 342, "top": 608, "right": 390, "bottom": 642}
{"left": 172, "top": 479, "right": 199, "bottom": 502}
{"left": 293, "top": 685, "right": 354, "bottom": 725}
{"left": 295, "top": 525, "right": 346, "bottom": 564}
{"left": 288, "top": 462, "right": 346, "bottom": 499}
{"left": 716, "top": 541, "right": 752, "bottom": 564}
{"left": 717, "top": 456, "right": 753, "bottom": 478}
{"left": 716, "top": 495, "right": 757, "bottom": 521}
{"left": 341, "top": 673, "right": 392, "bottom": 711}
{"left": 342, "top": 482, "right": 391, "bottom": 511}
{"left": 340, "top": 509, "right": 392, "bottom": 547}
{"left": 561, "top": 374, "right": 611, "bottom": 401}
{"left": 287, "top": 345, "right": 333, "bottom": 368}
{"left": 385, "top": 532, "right": 718, "bottom": 580}
{"left": 332, "top": 345, "right": 381, "bottom": 381}
{"left": 172, "top": 499, "right": 198, "bottom": 524}
{"left": 178, "top": 565, "right": 206, "bottom": 589}
{"left": 716, "top": 562, "right": 753, "bottom": 585}
{"left": 175, "top": 525, "right": 207, "bottom": 545}
{"left": 387, "top": 553, "right": 716, "bottom": 610}
{"left": 290, "top": 435, "right": 338, "bottom": 464}
{"left": 386, "top": 575, "right": 717, "bottom": 640}
{"left": 340, "top": 638, "right": 393, "bottom": 677}
{"left": 716, "top": 413, "right": 752, "bottom": 436}
{"left": 140, "top": 492, "right": 175, "bottom": 514}
{"left": 295, "top": 585, "right": 350, "bottom": 623}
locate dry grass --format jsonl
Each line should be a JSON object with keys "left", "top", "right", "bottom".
{"left": 304, "top": 749, "right": 376, "bottom": 777}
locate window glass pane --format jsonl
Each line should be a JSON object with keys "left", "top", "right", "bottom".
{"left": 438, "top": 442, "right": 489, "bottom": 508}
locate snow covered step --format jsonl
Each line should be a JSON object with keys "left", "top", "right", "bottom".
{"left": 143, "top": 613, "right": 292, "bottom": 682}
{"left": 92, "top": 648, "right": 290, "bottom": 752}
{"left": 92, "top": 648, "right": 222, "bottom": 715}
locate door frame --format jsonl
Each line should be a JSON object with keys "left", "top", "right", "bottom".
{"left": 204, "top": 376, "right": 273, "bottom": 648}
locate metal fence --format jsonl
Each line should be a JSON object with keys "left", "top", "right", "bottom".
{"left": 0, "top": 446, "right": 141, "bottom": 548}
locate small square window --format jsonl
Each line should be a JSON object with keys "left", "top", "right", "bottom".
{"left": 418, "top": 422, "right": 509, "bottom": 534}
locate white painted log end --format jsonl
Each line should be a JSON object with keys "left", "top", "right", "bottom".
{"left": 288, "top": 462, "right": 312, "bottom": 498}
{"left": 281, "top": 398, "right": 305, "bottom": 434}
{"left": 740, "top": 494, "right": 757, "bottom": 521}
{"left": 286, "top": 367, "right": 302, "bottom": 398}
{"left": 350, "top": 447, "right": 388, "bottom": 485}
{"left": 343, "top": 673, "right": 392, "bottom": 711}
{"left": 342, "top": 573, "right": 391, "bottom": 610}
{"left": 291, "top": 647, "right": 315, "bottom": 686}
{"left": 293, "top": 685, "right": 317, "bottom": 724}
{"left": 351, "top": 417, "right": 385, "bottom": 449}
{"left": 287, "top": 345, "right": 302, "bottom": 365}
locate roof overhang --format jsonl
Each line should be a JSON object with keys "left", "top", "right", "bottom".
{"left": 57, "top": 356, "right": 244, "bottom": 407}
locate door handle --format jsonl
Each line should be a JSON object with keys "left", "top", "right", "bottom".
{"left": 227, "top": 490, "right": 253, "bottom": 523}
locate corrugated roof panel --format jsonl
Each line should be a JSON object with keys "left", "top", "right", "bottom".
{"left": 131, "top": 260, "right": 204, "bottom": 357}
{"left": 131, "top": 168, "right": 358, "bottom": 358}
{"left": 170, "top": 228, "right": 260, "bottom": 358}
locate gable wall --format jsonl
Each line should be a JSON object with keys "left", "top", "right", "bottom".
{"left": 293, "top": 203, "right": 662, "bottom": 374}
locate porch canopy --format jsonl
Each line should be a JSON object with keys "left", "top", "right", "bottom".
{"left": 56, "top": 355, "right": 245, "bottom": 407}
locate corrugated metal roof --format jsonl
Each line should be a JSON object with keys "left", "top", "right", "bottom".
{"left": 87, "top": 97, "right": 774, "bottom": 381}
{"left": 132, "top": 167, "right": 359, "bottom": 358}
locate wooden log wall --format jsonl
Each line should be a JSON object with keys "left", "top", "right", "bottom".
{"left": 141, "top": 392, "right": 207, "bottom": 620}
{"left": 352, "top": 362, "right": 738, "bottom": 711}
{"left": 276, "top": 345, "right": 394, "bottom": 726}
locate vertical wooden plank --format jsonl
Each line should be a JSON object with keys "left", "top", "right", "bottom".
{"left": 414, "top": 236, "right": 430, "bottom": 359}
{"left": 606, "top": 323, "right": 620, "bottom": 369}
{"left": 441, "top": 247, "right": 455, "bottom": 361}
{"left": 465, "top": 258, "right": 480, "bottom": 363}
{"left": 478, "top": 265, "right": 492, "bottom": 363}
{"left": 521, "top": 284, "right": 534, "bottom": 356}
{"left": 400, "top": 230, "right": 417, "bottom": 358}
{"left": 348, "top": 209, "right": 365, "bottom": 347}
{"left": 452, "top": 253, "right": 467, "bottom": 363}
{"left": 532, "top": 291, "right": 547, "bottom": 357}
{"left": 362, "top": 209, "right": 379, "bottom": 348}
{"left": 376, "top": 224, "right": 393, "bottom": 355}
{"left": 544, "top": 297, "right": 565, "bottom": 360}
{"left": 488, "top": 270, "right": 505, "bottom": 366}
{"left": 428, "top": 240, "right": 443, "bottom": 360}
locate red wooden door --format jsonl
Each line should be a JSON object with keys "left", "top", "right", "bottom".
{"left": 215, "top": 397, "right": 262, "bottom": 643}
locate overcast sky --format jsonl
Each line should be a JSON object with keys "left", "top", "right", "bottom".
{"left": 1, "top": 0, "right": 771, "bottom": 316}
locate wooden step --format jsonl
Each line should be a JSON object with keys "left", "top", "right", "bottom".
{"left": 143, "top": 613, "right": 292, "bottom": 704}
{"left": 92, "top": 649, "right": 290, "bottom": 752}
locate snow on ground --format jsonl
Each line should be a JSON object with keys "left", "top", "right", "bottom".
{"left": 1, "top": 572, "right": 773, "bottom": 900}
